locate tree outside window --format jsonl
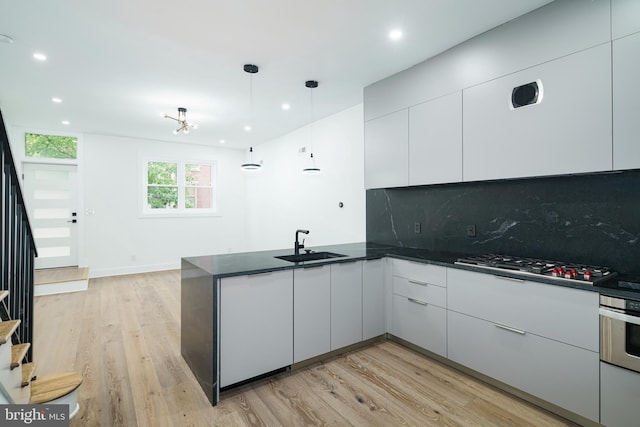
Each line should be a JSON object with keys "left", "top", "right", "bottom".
{"left": 144, "top": 160, "right": 215, "bottom": 214}
{"left": 25, "top": 133, "right": 77, "bottom": 159}
{"left": 147, "top": 162, "right": 178, "bottom": 209}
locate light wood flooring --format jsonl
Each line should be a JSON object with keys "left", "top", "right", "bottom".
{"left": 33, "top": 270, "right": 577, "bottom": 426}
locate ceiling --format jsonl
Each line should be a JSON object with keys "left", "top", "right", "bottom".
{"left": 0, "top": 0, "right": 554, "bottom": 150}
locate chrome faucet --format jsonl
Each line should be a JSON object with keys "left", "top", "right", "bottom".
{"left": 295, "top": 229, "right": 309, "bottom": 255}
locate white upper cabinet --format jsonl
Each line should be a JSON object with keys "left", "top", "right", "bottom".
{"left": 463, "top": 44, "right": 612, "bottom": 182}
{"left": 364, "top": 109, "right": 408, "bottom": 189}
{"left": 364, "top": 0, "right": 609, "bottom": 122}
{"left": 409, "top": 92, "right": 462, "bottom": 185}
{"left": 613, "top": 32, "right": 640, "bottom": 170}
{"left": 612, "top": 0, "right": 640, "bottom": 39}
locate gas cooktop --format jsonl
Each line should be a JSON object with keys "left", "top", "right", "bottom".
{"left": 455, "top": 254, "right": 617, "bottom": 286}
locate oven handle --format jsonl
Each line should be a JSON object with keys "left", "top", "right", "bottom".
{"left": 599, "top": 307, "right": 640, "bottom": 326}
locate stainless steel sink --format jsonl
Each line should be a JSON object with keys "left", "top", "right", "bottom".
{"left": 275, "top": 251, "right": 346, "bottom": 263}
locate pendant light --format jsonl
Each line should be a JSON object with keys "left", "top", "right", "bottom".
{"left": 240, "top": 64, "right": 262, "bottom": 171}
{"left": 244, "top": 64, "right": 258, "bottom": 132}
{"left": 241, "top": 147, "right": 261, "bottom": 171}
{"left": 303, "top": 80, "right": 321, "bottom": 174}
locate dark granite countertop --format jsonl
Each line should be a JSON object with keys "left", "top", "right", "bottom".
{"left": 182, "top": 242, "right": 640, "bottom": 302}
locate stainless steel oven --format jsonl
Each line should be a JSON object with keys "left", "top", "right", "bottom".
{"left": 600, "top": 295, "right": 640, "bottom": 373}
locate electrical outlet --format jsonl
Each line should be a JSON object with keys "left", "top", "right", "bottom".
{"left": 467, "top": 224, "right": 476, "bottom": 237}
{"left": 414, "top": 222, "right": 421, "bottom": 234}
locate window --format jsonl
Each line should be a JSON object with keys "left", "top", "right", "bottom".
{"left": 25, "top": 133, "right": 77, "bottom": 159}
{"left": 143, "top": 159, "right": 215, "bottom": 215}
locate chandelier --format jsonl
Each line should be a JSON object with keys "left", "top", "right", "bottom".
{"left": 164, "top": 107, "right": 197, "bottom": 134}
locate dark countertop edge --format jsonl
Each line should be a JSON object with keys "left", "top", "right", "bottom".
{"left": 182, "top": 242, "right": 640, "bottom": 302}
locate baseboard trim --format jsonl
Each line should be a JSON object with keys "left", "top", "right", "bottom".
{"left": 89, "top": 262, "right": 180, "bottom": 278}
{"left": 34, "top": 280, "right": 88, "bottom": 296}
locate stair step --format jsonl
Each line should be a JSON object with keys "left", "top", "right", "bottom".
{"left": 0, "top": 319, "right": 20, "bottom": 345}
{"left": 21, "top": 362, "right": 37, "bottom": 387}
{"left": 11, "top": 343, "right": 30, "bottom": 370}
{"left": 30, "top": 372, "right": 83, "bottom": 405}
{"left": 0, "top": 290, "right": 8, "bottom": 303}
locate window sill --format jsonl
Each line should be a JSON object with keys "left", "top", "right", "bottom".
{"left": 139, "top": 211, "right": 220, "bottom": 219}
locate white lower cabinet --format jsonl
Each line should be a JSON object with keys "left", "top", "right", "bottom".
{"left": 362, "top": 259, "right": 385, "bottom": 340}
{"left": 331, "top": 262, "right": 363, "bottom": 350}
{"left": 392, "top": 294, "right": 446, "bottom": 357}
{"left": 601, "top": 362, "right": 640, "bottom": 427}
{"left": 448, "top": 311, "right": 599, "bottom": 421}
{"left": 390, "top": 260, "right": 448, "bottom": 356}
{"left": 219, "top": 271, "right": 293, "bottom": 387}
{"left": 293, "top": 266, "right": 331, "bottom": 363}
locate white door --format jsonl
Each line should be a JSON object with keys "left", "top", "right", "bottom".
{"left": 22, "top": 163, "right": 79, "bottom": 269}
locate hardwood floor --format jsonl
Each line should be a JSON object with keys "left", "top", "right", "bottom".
{"left": 34, "top": 270, "right": 576, "bottom": 426}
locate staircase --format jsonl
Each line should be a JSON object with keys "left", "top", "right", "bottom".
{"left": 1, "top": 108, "right": 83, "bottom": 417}
{"left": 0, "top": 290, "right": 82, "bottom": 415}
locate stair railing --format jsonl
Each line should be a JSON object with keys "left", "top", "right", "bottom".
{"left": 1, "top": 109, "right": 37, "bottom": 362}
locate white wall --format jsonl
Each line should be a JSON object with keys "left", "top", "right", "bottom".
{"left": 245, "top": 104, "right": 366, "bottom": 252}
{"left": 83, "top": 134, "right": 248, "bottom": 277}
{"left": 7, "top": 104, "right": 365, "bottom": 277}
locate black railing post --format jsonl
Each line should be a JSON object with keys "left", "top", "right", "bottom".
{"left": 0, "top": 109, "right": 37, "bottom": 363}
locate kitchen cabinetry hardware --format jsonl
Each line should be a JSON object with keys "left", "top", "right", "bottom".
{"left": 408, "top": 280, "right": 428, "bottom": 286}
{"left": 494, "top": 323, "right": 526, "bottom": 335}
{"left": 493, "top": 275, "right": 524, "bottom": 283}
{"left": 408, "top": 297, "right": 428, "bottom": 306}
{"left": 245, "top": 272, "right": 272, "bottom": 277}
{"left": 600, "top": 307, "right": 640, "bottom": 326}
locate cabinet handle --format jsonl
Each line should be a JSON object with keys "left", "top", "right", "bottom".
{"left": 408, "top": 297, "right": 428, "bottom": 306}
{"left": 493, "top": 275, "right": 524, "bottom": 283}
{"left": 494, "top": 323, "right": 526, "bottom": 335}
{"left": 408, "top": 280, "right": 428, "bottom": 286}
{"left": 247, "top": 271, "right": 272, "bottom": 278}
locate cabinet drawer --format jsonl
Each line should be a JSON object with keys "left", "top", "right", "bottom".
{"left": 392, "top": 294, "right": 446, "bottom": 357}
{"left": 601, "top": 362, "right": 640, "bottom": 427}
{"left": 392, "top": 259, "right": 446, "bottom": 287}
{"left": 447, "top": 268, "right": 598, "bottom": 351}
{"left": 392, "top": 276, "right": 446, "bottom": 308}
{"left": 448, "top": 311, "right": 599, "bottom": 422}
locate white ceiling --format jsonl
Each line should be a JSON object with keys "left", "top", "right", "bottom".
{"left": 0, "top": 0, "right": 553, "bottom": 149}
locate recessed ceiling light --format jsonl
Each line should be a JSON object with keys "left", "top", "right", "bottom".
{"left": 33, "top": 52, "right": 47, "bottom": 61}
{"left": 219, "top": 140, "right": 225, "bottom": 144}
{"left": 281, "top": 103, "right": 290, "bottom": 110}
{"left": 389, "top": 29, "right": 403, "bottom": 41}
{"left": 61, "top": 120, "right": 70, "bottom": 125}
{"left": 0, "top": 34, "right": 14, "bottom": 44}
{"left": 244, "top": 125, "right": 252, "bottom": 132}
{"left": 52, "top": 97, "right": 62, "bottom": 103}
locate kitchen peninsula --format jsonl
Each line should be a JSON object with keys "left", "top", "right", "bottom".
{"left": 181, "top": 240, "right": 637, "bottom": 426}
{"left": 180, "top": 242, "right": 460, "bottom": 405}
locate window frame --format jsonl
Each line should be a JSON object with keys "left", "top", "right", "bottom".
{"left": 141, "top": 157, "right": 217, "bottom": 218}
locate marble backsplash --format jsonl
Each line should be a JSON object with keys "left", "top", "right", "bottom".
{"left": 366, "top": 169, "right": 640, "bottom": 276}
